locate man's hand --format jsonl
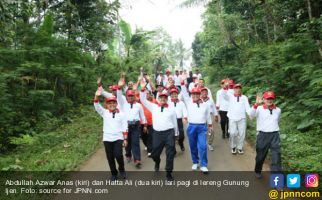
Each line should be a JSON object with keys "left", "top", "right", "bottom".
{"left": 145, "top": 75, "right": 151, "bottom": 82}
{"left": 166, "top": 81, "right": 171, "bottom": 88}
{"left": 175, "top": 135, "right": 179, "bottom": 141}
{"left": 118, "top": 77, "right": 126, "bottom": 88}
{"left": 143, "top": 126, "right": 148, "bottom": 134}
{"left": 95, "top": 89, "right": 102, "bottom": 97}
{"left": 214, "top": 116, "right": 219, "bottom": 123}
{"left": 97, "top": 77, "right": 102, "bottom": 86}
{"left": 183, "top": 118, "right": 188, "bottom": 125}
{"left": 224, "top": 81, "right": 229, "bottom": 87}
{"left": 256, "top": 93, "right": 263, "bottom": 104}
{"left": 123, "top": 139, "right": 128, "bottom": 147}
{"left": 208, "top": 129, "right": 213, "bottom": 135}
{"left": 140, "top": 79, "right": 146, "bottom": 89}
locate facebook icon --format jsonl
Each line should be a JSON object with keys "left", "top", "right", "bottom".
{"left": 270, "top": 174, "right": 284, "bottom": 188}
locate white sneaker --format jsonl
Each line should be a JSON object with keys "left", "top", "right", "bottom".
{"left": 238, "top": 149, "right": 244, "bottom": 154}
{"left": 147, "top": 153, "right": 151, "bottom": 157}
{"left": 144, "top": 147, "right": 147, "bottom": 151}
{"left": 208, "top": 145, "right": 214, "bottom": 151}
{"left": 200, "top": 167, "right": 209, "bottom": 174}
{"left": 231, "top": 148, "right": 237, "bottom": 154}
{"left": 192, "top": 164, "right": 198, "bottom": 171}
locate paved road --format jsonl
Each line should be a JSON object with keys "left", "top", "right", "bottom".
{"left": 79, "top": 122, "right": 269, "bottom": 172}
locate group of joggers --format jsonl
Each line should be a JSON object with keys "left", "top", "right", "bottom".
{"left": 93, "top": 69, "right": 282, "bottom": 181}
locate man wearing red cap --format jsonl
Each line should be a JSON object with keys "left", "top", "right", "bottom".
{"left": 140, "top": 82, "right": 178, "bottom": 181}
{"left": 93, "top": 90, "right": 128, "bottom": 181}
{"left": 216, "top": 79, "right": 230, "bottom": 139}
{"left": 181, "top": 81, "right": 212, "bottom": 174}
{"left": 198, "top": 79, "right": 214, "bottom": 100}
{"left": 200, "top": 87, "right": 219, "bottom": 151}
{"left": 169, "top": 88, "right": 188, "bottom": 152}
{"left": 96, "top": 77, "right": 127, "bottom": 108}
{"left": 250, "top": 91, "right": 282, "bottom": 178}
{"left": 153, "top": 80, "right": 165, "bottom": 99}
{"left": 116, "top": 80, "right": 147, "bottom": 168}
{"left": 165, "top": 69, "right": 172, "bottom": 79}
{"left": 222, "top": 83, "right": 251, "bottom": 155}
{"left": 188, "top": 74, "right": 199, "bottom": 93}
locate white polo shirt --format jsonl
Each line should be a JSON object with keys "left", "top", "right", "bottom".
{"left": 140, "top": 91, "right": 178, "bottom": 136}
{"left": 222, "top": 90, "right": 251, "bottom": 121}
{"left": 94, "top": 102, "right": 127, "bottom": 142}
{"left": 249, "top": 104, "right": 281, "bottom": 132}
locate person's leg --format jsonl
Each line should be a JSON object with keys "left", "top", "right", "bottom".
{"left": 132, "top": 124, "right": 141, "bottom": 162}
{"left": 125, "top": 125, "right": 132, "bottom": 160}
{"left": 140, "top": 125, "right": 148, "bottom": 148}
{"left": 151, "top": 130, "right": 165, "bottom": 167}
{"left": 270, "top": 132, "right": 282, "bottom": 172}
{"left": 147, "top": 125, "right": 153, "bottom": 154}
{"left": 225, "top": 112, "right": 230, "bottom": 138}
{"left": 177, "top": 119, "right": 185, "bottom": 149}
{"left": 187, "top": 124, "right": 199, "bottom": 164}
{"left": 165, "top": 129, "right": 175, "bottom": 172}
{"left": 219, "top": 111, "right": 227, "bottom": 138}
{"left": 207, "top": 117, "right": 214, "bottom": 146}
{"left": 114, "top": 140, "right": 125, "bottom": 172}
{"left": 237, "top": 118, "right": 247, "bottom": 151}
{"left": 255, "top": 132, "right": 270, "bottom": 173}
{"left": 229, "top": 120, "right": 238, "bottom": 150}
{"left": 103, "top": 141, "right": 117, "bottom": 176}
{"left": 197, "top": 125, "right": 208, "bottom": 167}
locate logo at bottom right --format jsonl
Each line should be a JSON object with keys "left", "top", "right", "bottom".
{"left": 305, "top": 174, "right": 319, "bottom": 188}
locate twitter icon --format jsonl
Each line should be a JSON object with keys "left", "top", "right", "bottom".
{"left": 287, "top": 174, "right": 301, "bottom": 188}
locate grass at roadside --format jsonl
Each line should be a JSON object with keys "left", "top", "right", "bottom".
{"left": 247, "top": 120, "right": 322, "bottom": 172}
{"left": 0, "top": 106, "right": 103, "bottom": 200}
{"left": 0, "top": 106, "right": 102, "bottom": 171}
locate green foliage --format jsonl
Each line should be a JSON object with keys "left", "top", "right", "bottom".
{"left": 195, "top": 0, "right": 322, "bottom": 172}
{"left": 0, "top": 1, "right": 185, "bottom": 154}
{"left": 0, "top": 106, "right": 102, "bottom": 171}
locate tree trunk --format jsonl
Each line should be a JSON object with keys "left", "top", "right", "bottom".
{"left": 307, "top": 0, "right": 312, "bottom": 20}
{"left": 52, "top": 77, "right": 58, "bottom": 101}
{"left": 306, "top": 0, "right": 322, "bottom": 58}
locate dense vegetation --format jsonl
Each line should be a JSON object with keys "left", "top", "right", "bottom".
{"left": 0, "top": 0, "right": 187, "bottom": 155}
{"left": 1, "top": 0, "right": 321, "bottom": 173}
{"left": 191, "top": 0, "right": 322, "bottom": 171}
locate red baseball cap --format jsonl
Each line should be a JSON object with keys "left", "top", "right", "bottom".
{"left": 233, "top": 84, "right": 242, "bottom": 88}
{"left": 158, "top": 91, "right": 168, "bottom": 97}
{"left": 170, "top": 88, "right": 179, "bottom": 94}
{"left": 228, "top": 80, "right": 235, "bottom": 86}
{"left": 263, "top": 91, "right": 276, "bottom": 99}
{"left": 105, "top": 96, "right": 117, "bottom": 103}
{"left": 111, "top": 85, "right": 119, "bottom": 91}
{"left": 126, "top": 90, "right": 135, "bottom": 96}
{"left": 200, "top": 87, "right": 209, "bottom": 92}
{"left": 191, "top": 87, "right": 201, "bottom": 94}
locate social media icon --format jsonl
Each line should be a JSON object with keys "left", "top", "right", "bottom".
{"left": 305, "top": 174, "right": 319, "bottom": 188}
{"left": 270, "top": 174, "right": 284, "bottom": 188}
{"left": 287, "top": 174, "right": 301, "bottom": 188}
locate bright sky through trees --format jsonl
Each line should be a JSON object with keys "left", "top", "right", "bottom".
{"left": 119, "top": 0, "right": 205, "bottom": 50}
